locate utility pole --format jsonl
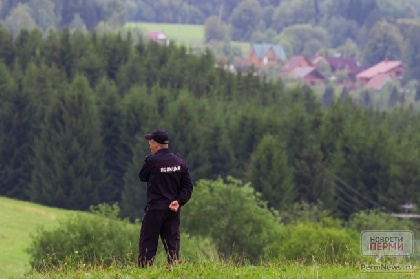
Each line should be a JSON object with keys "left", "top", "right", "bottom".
{"left": 391, "top": 203, "right": 420, "bottom": 219}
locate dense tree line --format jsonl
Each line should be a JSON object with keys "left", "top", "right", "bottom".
{"left": 2, "top": 27, "right": 420, "bottom": 221}
{"left": 2, "top": 0, "right": 419, "bottom": 29}
{"left": 2, "top": 0, "right": 420, "bottom": 72}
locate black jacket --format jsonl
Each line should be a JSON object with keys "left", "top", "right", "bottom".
{"left": 139, "top": 149, "right": 193, "bottom": 210}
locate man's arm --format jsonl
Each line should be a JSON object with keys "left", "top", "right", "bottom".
{"left": 138, "top": 156, "right": 152, "bottom": 182}
{"left": 175, "top": 164, "right": 193, "bottom": 206}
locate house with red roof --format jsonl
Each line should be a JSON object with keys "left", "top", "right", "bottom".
{"left": 312, "top": 55, "right": 363, "bottom": 81}
{"left": 291, "top": 67, "right": 326, "bottom": 86}
{"left": 279, "top": 56, "right": 326, "bottom": 85}
{"left": 280, "top": 56, "right": 312, "bottom": 73}
{"left": 147, "top": 31, "right": 170, "bottom": 45}
{"left": 356, "top": 60, "right": 406, "bottom": 90}
{"left": 281, "top": 66, "right": 326, "bottom": 86}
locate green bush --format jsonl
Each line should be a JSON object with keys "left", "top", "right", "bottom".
{"left": 27, "top": 203, "right": 217, "bottom": 271}
{"left": 27, "top": 204, "right": 138, "bottom": 271}
{"left": 182, "top": 177, "right": 283, "bottom": 263}
{"left": 267, "top": 220, "right": 361, "bottom": 264}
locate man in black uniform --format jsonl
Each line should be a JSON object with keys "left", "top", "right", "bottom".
{"left": 138, "top": 129, "right": 193, "bottom": 267}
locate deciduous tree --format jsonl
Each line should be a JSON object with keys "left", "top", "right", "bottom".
{"left": 204, "top": 15, "right": 226, "bottom": 43}
{"left": 229, "top": 0, "right": 261, "bottom": 40}
{"left": 362, "top": 21, "right": 404, "bottom": 67}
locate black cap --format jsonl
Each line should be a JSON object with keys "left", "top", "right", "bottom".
{"left": 144, "top": 129, "right": 169, "bottom": 144}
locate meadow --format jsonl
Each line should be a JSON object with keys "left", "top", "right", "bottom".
{"left": 0, "top": 196, "right": 418, "bottom": 278}
{"left": 124, "top": 22, "right": 250, "bottom": 55}
{"left": 22, "top": 260, "right": 418, "bottom": 278}
{"left": 0, "top": 196, "right": 78, "bottom": 278}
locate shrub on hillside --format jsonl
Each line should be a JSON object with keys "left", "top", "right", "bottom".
{"left": 27, "top": 203, "right": 217, "bottom": 271}
{"left": 267, "top": 220, "right": 361, "bottom": 264}
{"left": 182, "top": 177, "right": 283, "bottom": 263}
{"left": 27, "top": 204, "right": 138, "bottom": 271}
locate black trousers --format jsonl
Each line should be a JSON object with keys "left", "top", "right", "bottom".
{"left": 138, "top": 208, "right": 180, "bottom": 267}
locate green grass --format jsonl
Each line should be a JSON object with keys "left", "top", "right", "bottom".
{"left": 23, "top": 261, "right": 418, "bottom": 278}
{"left": 2, "top": 196, "right": 418, "bottom": 278}
{"left": 125, "top": 22, "right": 205, "bottom": 45}
{"left": 124, "top": 22, "right": 250, "bottom": 55}
{"left": 0, "top": 196, "right": 80, "bottom": 278}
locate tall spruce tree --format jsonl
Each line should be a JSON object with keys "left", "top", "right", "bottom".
{"left": 247, "top": 134, "right": 295, "bottom": 211}
{"left": 0, "top": 24, "right": 15, "bottom": 67}
{"left": 14, "top": 28, "right": 43, "bottom": 70}
{"left": 293, "top": 136, "right": 336, "bottom": 211}
{"left": 60, "top": 28, "right": 75, "bottom": 80}
{"left": 228, "top": 109, "right": 261, "bottom": 171}
{"left": 388, "top": 136, "right": 420, "bottom": 211}
{"left": 120, "top": 135, "right": 149, "bottom": 221}
{"left": 330, "top": 117, "right": 392, "bottom": 217}
{"left": 74, "top": 33, "right": 105, "bottom": 87}
{"left": 21, "top": 62, "right": 67, "bottom": 116}
{"left": 117, "top": 85, "right": 157, "bottom": 188}
{"left": 29, "top": 75, "right": 109, "bottom": 210}
{"left": 159, "top": 90, "right": 201, "bottom": 172}
{"left": 0, "top": 61, "right": 36, "bottom": 199}
{"left": 95, "top": 77, "right": 124, "bottom": 203}
{"left": 197, "top": 116, "right": 235, "bottom": 179}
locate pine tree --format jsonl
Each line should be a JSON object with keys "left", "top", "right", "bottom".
{"left": 75, "top": 32, "right": 105, "bottom": 86}
{"left": 294, "top": 136, "right": 336, "bottom": 211}
{"left": 330, "top": 118, "right": 392, "bottom": 218}
{"left": 387, "top": 137, "right": 420, "bottom": 212}
{"left": 0, "top": 61, "right": 37, "bottom": 199}
{"left": 322, "top": 85, "right": 334, "bottom": 108}
{"left": 0, "top": 24, "right": 15, "bottom": 67}
{"left": 247, "top": 135, "right": 295, "bottom": 211}
{"left": 14, "top": 28, "right": 43, "bottom": 70}
{"left": 95, "top": 77, "right": 124, "bottom": 203}
{"left": 361, "top": 90, "right": 371, "bottom": 107}
{"left": 30, "top": 75, "right": 109, "bottom": 210}
{"left": 117, "top": 85, "right": 157, "bottom": 187}
{"left": 340, "top": 86, "right": 351, "bottom": 102}
{"left": 98, "top": 32, "right": 130, "bottom": 81}
{"left": 60, "top": 28, "right": 75, "bottom": 80}
{"left": 120, "top": 136, "right": 149, "bottom": 221}
{"left": 389, "top": 86, "right": 399, "bottom": 108}
{"left": 198, "top": 116, "right": 235, "bottom": 179}
{"left": 228, "top": 109, "right": 261, "bottom": 170}
{"left": 115, "top": 53, "right": 145, "bottom": 95}
{"left": 158, "top": 90, "right": 201, "bottom": 172}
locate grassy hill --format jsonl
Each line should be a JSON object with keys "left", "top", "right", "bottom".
{"left": 1, "top": 196, "right": 418, "bottom": 278}
{"left": 0, "top": 196, "right": 215, "bottom": 279}
{"left": 0, "top": 196, "right": 80, "bottom": 278}
{"left": 124, "top": 22, "right": 250, "bottom": 55}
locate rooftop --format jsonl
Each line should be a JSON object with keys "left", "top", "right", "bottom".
{"left": 357, "top": 60, "right": 403, "bottom": 79}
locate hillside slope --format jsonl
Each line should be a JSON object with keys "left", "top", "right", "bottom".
{"left": 0, "top": 197, "right": 78, "bottom": 278}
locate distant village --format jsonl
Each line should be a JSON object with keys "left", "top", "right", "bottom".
{"left": 146, "top": 30, "right": 406, "bottom": 92}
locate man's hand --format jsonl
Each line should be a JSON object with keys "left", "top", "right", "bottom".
{"left": 169, "top": 201, "right": 179, "bottom": 212}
